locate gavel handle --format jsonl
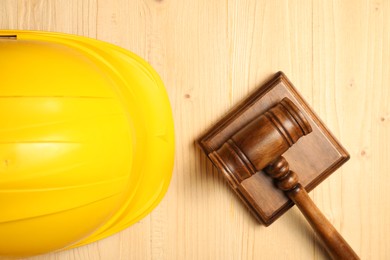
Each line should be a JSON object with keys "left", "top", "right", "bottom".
{"left": 265, "top": 157, "right": 359, "bottom": 260}
{"left": 287, "top": 184, "right": 359, "bottom": 260}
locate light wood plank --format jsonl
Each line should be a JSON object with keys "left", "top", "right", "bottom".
{"left": 0, "top": 0, "right": 389, "bottom": 259}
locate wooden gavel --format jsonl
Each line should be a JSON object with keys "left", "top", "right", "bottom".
{"left": 210, "top": 98, "right": 359, "bottom": 260}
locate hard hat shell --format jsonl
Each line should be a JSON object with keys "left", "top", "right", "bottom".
{"left": 0, "top": 31, "right": 174, "bottom": 257}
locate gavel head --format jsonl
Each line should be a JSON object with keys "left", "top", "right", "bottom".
{"left": 210, "top": 98, "right": 312, "bottom": 184}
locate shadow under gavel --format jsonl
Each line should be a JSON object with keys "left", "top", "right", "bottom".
{"left": 210, "top": 98, "right": 359, "bottom": 260}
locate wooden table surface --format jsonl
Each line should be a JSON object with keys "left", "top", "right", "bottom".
{"left": 1, "top": 0, "right": 389, "bottom": 259}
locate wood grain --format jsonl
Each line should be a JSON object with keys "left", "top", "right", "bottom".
{"left": 0, "top": 0, "right": 389, "bottom": 259}
{"left": 198, "top": 73, "right": 350, "bottom": 225}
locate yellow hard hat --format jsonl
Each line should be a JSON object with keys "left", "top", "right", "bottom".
{"left": 0, "top": 31, "right": 174, "bottom": 257}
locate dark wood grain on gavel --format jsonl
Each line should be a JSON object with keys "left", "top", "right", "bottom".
{"left": 210, "top": 97, "right": 359, "bottom": 260}
{"left": 266, "top": 157, "right": 359, "bottom": 260}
